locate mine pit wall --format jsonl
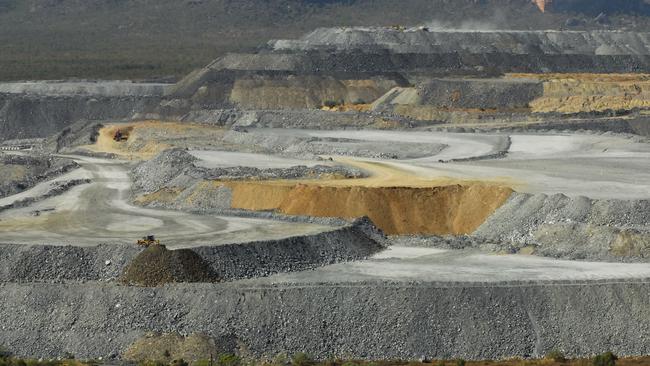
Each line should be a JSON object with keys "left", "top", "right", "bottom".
{"left": 0, "top": 94, "right": 161, "bottom": 140}
{"left": 0, "top": 221, "right": 383, "bottom": 283}
{"left": 179, "top": 108, "right": 417, "bottom": 130}
{"left": 0, "top": 280, "right": 648, "bottom": 360}
{"left": 170, "top": 52, "right": 650, "bottom": 108}
{"left": 224, "top": 182, "right": 513, "bottom": 235}
{"left": 410, "top": 79, "right": 544, "bottom": 110}
{"left": 510, "top": 116, "right": 650, "bottom": 136}
{"left": 168, "top": 69, "right": 407, "bottom": 112}
{"left": 229, "top": 76, "right": 402, "bottom": 110}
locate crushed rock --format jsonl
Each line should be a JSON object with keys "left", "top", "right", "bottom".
{"left": 473, "top": 193, "right": 650, "bottom": 261}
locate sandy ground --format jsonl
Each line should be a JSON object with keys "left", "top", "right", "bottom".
{"left": 0, "top": 155, "right": 332, "bottom": 248}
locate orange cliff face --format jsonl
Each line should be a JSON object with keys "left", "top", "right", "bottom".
{"left": 533, "top": 0, "right": 553, "bottom": 12}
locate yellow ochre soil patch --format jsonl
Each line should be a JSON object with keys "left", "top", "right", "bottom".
{"left": 224, "top": 160, "right": 513, "bottom": 235}
{"left": 321, "top": 103, "right": 373, "bottom": 112}
{"left": 530, "top": 96, "right": 650, "bottom": 113}
{"left": 123, "top": 332, "right": 219, "bottom": 363}
{"left": 509, "top": 73, "right": 650, "bottom": 113}
{"left": 83, "top": 121, "right": 225, "bottom": 160}
{"left": 137, "top": 159, "right": 514, "bottom": 235}
{"left": 227, "top": 181, "right": 512, "bottom": 235}
{"left": 507, "top": 73, "right": 650, "bottom": 82}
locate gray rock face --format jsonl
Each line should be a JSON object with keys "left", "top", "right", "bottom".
{"left": 0, "top": 153, "right": 79, "bottom": 198}
{"left": 0, "top": 93, "right": 161, "bottom": 140}
{"left": 180, "top": 108, "right": 419, "bottom": 129}
{"left": 0, "top": 82, "right": 171, "bottom": 97}
{"left": 0, "top": 279, "right": 648, "bottom": 360}
{"left": 416, "top": 78, "right": 544, "bottom": 110}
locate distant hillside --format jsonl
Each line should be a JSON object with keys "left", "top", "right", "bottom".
{"left": 1, "top": 0, "right": 649, "bottom": 81}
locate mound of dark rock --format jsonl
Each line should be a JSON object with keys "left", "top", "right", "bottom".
{"left": 120, "top": 245, "right": 219, "bottom": 287}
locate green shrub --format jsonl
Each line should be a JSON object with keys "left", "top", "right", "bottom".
{"left": 271, "top": 353, "right": 289, "bottom": 366}
{"left": 290, "top": 353, "right": 313, "bottom": 366}
{"left": 217, "top": 354, "right": 241, "bottom": 366}
{"left": 546, "top": 350, "right": 567, "bottom": 362}
{"left": 171, "top": 359, "right": 189, "bottom": 366}
{"left": 323, "top": 100, "right": 340, "bottom": 108}
{"left": 593, "top": 352, "right": 617, "bottom": 366}
{"left": 140, "top": 361, "right": 166, "bottom": 366}
{"left": 455, "top": 360, "right": 465, "bottom": 366}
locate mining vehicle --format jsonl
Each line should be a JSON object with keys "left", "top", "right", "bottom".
{"left": 137, "top": 235, "right": 161, "bottom": 247}
{"left": 113, "top": 129, "right": 129, "bottom": 142}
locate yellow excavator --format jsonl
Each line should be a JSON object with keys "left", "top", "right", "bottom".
{"left": 137, "top": 235, "right": 160, "bottom": 247}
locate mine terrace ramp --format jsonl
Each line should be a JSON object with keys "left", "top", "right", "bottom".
{"left": 0, "top": 154, "right": 333, "bottom": 247}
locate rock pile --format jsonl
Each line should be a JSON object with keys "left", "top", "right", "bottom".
{"left": 120, "top": 245, "right": 219, "bottom": 287}
{"left": 131, "top": 148, "right": 365, "bottom": 195}
{"left": 474, "top": 193, "right": 650, "bottom": 261}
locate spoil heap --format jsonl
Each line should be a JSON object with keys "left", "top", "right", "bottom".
{"left": 120, "top": 245, "right": 219, "bottom": 287}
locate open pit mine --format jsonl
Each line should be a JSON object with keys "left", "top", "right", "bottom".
{"left": 0, "top": 16, "right": 649, "bottom": 366}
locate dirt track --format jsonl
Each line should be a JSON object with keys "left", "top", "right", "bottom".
{"left": 0, "top": 155, "right": 331, "bottom": 247}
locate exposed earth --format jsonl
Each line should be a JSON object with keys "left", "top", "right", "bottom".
{"left": 0, "top": 8, "right": 649, "bottom": 364}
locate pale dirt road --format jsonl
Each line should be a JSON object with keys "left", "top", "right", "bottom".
{"left": 305, "top": 130, "right": 650, "bottom": 199}
{"left": 251, "top": 130, "right": 649, "bottom": 199}
{"left": 0, "top": 155, "right": 332, "bottom": 248}
{"left": 251, "top": 246, "right": 650, "bottom": 284}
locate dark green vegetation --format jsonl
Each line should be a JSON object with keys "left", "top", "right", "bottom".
{"left": 2, "top": 0, "right": 650, "bottom": 81}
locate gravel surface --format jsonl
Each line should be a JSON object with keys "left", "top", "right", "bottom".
{"left": 0, "top": 279, "right": 647, "bottom": 360}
